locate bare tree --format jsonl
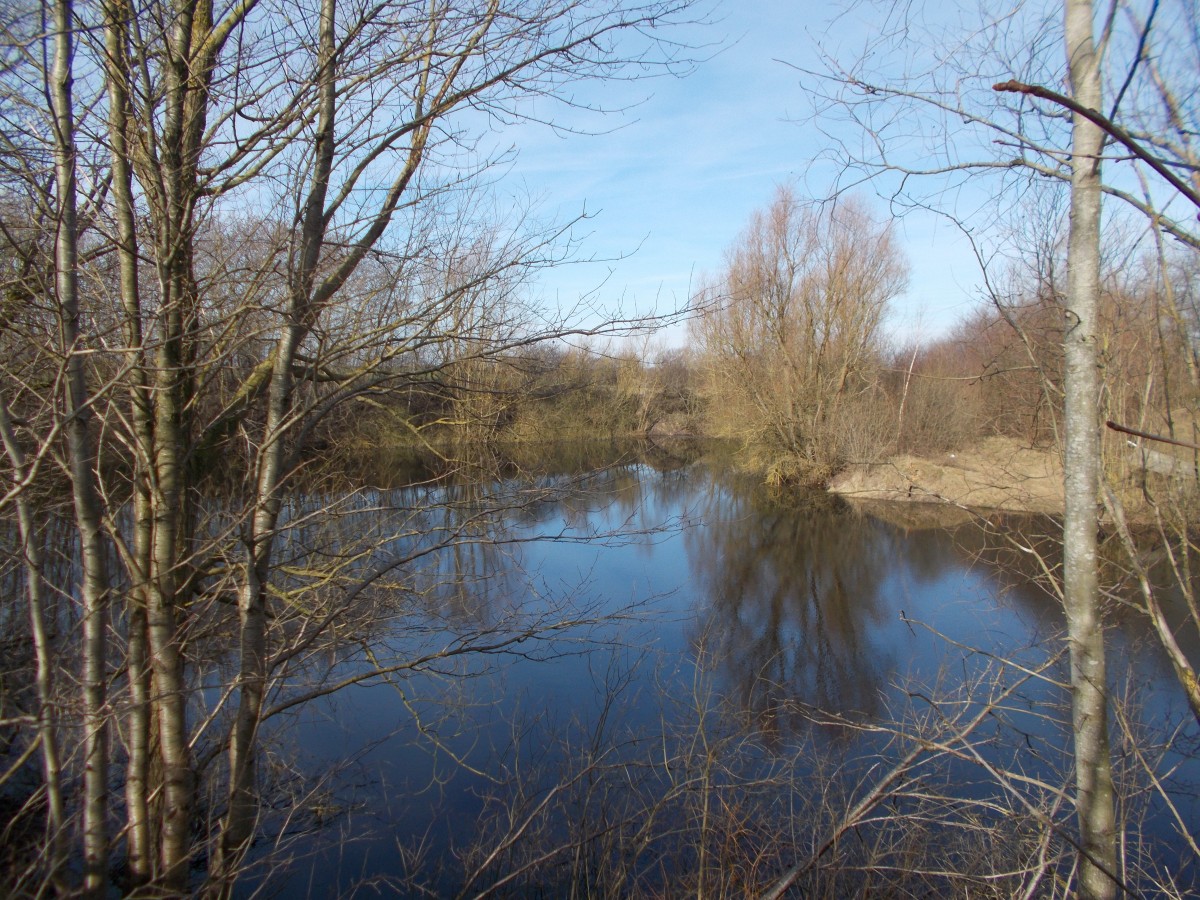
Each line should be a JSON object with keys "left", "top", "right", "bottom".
{"left": 691, "top": 187, "right": 907, "bottom": 482}
{"left": 786, "top": 0, "right": 1200, "bottom": 893}
{"left": 1062, "top": 1, "right": 1118, "bottom": 894}
{"left": 0, "top": 0, "right": 703, "bottom": 894}
{"left": 47, "top": 2, "right": 112, "bottom": 893}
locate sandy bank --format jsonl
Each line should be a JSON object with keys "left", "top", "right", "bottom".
{"left": 828, "top": 436, "right": 1064, "bottom": 515}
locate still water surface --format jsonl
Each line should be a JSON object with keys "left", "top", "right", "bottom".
{"left": 249, "top": 443, "right": 1198, "bottom": 896}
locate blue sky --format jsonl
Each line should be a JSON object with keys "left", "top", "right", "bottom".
{"left": 493, "top": 1, "right": 989, "bottom": 349}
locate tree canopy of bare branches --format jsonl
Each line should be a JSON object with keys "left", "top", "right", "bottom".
{"left": 0, "top": 0, "right": 702, "bottom": 895}
{"left": 691, "top": 187, "right": 907, "bottom": 483}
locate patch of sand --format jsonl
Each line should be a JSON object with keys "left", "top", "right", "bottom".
{"left": 828, "top": 436, "right": 1064, "bottom": 515}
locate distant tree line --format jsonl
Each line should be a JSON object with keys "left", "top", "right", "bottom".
{"left": 676, "top": 184, "right": 1199, "bottom": 505}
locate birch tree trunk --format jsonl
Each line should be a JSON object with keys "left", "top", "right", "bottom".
{"left": 1063, "top": 0, "right": 1117, "bottom": 895}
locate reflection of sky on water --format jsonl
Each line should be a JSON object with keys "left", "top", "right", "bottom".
{"left": 243, "top": 451, "right": 1198, "bottom": 897}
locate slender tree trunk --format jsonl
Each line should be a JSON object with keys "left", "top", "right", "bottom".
{"left": 147, "top": 260, "right": 196, "bottom": 895}
{"left": 141, "top": 0, "right": 216, "bottom": 884}
{"left": 0, "top": 399, "right": 66, "bottom": 887}
{"left": 895, "top": 342, "right": 919, "bottom": 447}
{"left": 1063, "top": 0, "right": 1118, "bottom": 896}
{"left": 215, "top": 326, "right": 300, "bottom": 887}
{"left": 103, "top": 0, "right": 157, "bottom": 882}
{"left": 119, "top": 221, "right": 158, "bottom": 886}
{"left": 49, "top": 1, "right": 111, "bottom": 892}
{"left": 216, "top": 0, "right": 337, "bottom": 885}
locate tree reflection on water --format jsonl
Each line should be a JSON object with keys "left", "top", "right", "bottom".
{"left": 687, "top": 484, "right": 897, "bottom": 726}
{"left": 226, "top": 442, "right": 1197, "bottom": 896}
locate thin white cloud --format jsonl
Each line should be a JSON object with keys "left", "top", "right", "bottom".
{"left": 489, "top": 1, "right": 987, "bottom": 339}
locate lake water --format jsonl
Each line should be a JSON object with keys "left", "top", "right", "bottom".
{"left": 241, "top": 441, "right": 1200, "bottom": 897}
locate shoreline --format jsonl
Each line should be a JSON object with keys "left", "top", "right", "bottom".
{"left": 827, "top": 437, "right": 1065, "bottom": 517}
